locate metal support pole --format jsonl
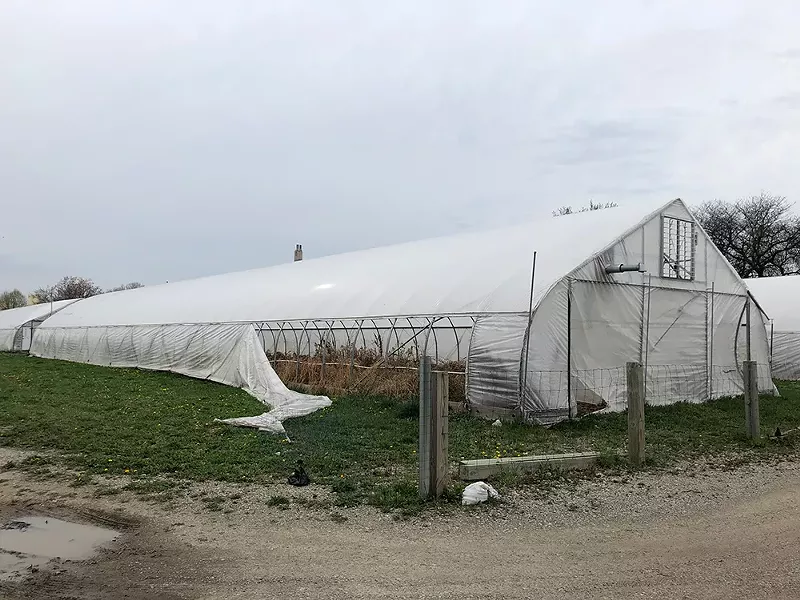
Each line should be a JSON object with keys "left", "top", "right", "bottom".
{"left": 709, "top": 282, "right": 715, "bottom": 400}
{"left": 769, "top": 320, "right": 774, "bottom": 366}
{"left": 320, "top": 329, "right": 326, "bottom": 383}
{"left": 643, "top": 275, "right": 652, "bottom": 401}
{"left": 745, "top": 296, "right": 752, "bottom": 363}
{"left": 567, "top": 280, "right": 574, "bottom": 419}
{"left": 520, "top": 252, "right": 537, "bottom": 405}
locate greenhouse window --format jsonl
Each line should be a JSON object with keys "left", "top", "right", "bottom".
{"left": 661, "top": 216, "right": 695, "bottom": 280}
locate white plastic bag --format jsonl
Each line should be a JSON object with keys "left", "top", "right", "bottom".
{"left": 461, "top": 481, "right": 501, "bottom": 506}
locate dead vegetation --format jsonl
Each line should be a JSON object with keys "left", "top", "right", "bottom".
{"left": 268, "top": 340, "right": 467, "bottom": 402}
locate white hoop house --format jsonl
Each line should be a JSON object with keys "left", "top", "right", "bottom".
{"left": 30, "top": 198, "right": 774, "bottom": 426}
{"left": 745, "top": 275, "right": 800, "bottom": 380}
{"left": 0, "top": 299, "right": 79, "bottom": 352}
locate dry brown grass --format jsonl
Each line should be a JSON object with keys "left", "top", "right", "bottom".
{"left": 269, "top": 345, "right": 467, "bottom": 403}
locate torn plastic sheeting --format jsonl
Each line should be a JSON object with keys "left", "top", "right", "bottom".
{"left": 215, "top": 400, "right": 330, "bottom": 437}
{"left": 30, "top": 322, "right": 331, "bottom": 435}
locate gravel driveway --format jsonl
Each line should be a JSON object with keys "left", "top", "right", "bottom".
{"left": 1, "top": 448, "right": 798, "bottom": 599}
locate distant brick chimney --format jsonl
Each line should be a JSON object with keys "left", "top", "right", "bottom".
{"left": 293, "top": 244, "right": 303, "bottom": 262}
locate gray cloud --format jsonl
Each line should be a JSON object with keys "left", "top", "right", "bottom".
{"left": 2, "top": 0, "right": 800, "bottom": 292}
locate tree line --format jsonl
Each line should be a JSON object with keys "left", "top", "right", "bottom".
{"left": 0, "top": 277, "right": 143, "bottom": 310}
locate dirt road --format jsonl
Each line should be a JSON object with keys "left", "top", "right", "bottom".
{"left": 1, "top": 448, "right": 798, "bottom": 599}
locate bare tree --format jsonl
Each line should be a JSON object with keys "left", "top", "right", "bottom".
{"left": 0, "top": 289, "right": 26, "bottom": 310}
{"left": 107, "top": 282, "right": 145, "bottom": 293}
{"left": 553, "top": 200, "right": 619, "bottom": 217}
{"left": 694, "top": 193, "right": 800, "bottom": 278}
{"left": 32, "top": 276, "right": 103, "bottom": 302}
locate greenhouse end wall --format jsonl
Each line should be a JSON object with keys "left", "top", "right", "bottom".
{"left": 467, "top": 202, "right": 775, "bottom": 425}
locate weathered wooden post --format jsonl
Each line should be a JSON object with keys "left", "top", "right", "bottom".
{"left": 626, "top": 361, "right": 645, "bottom": 466}
{"left": 418, "top": 356, "right": 432, "bottom": 499}
{"left": 431, "top": 371, "right": 449, "bottom": 497}
{"left": 418, "top": 357, "right": 449, "bottom": 499}
{"left": 743, "top": 360, "right": 760, "bottom": 439}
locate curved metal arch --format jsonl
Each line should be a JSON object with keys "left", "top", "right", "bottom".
{"left": 387, "top": 317, "right": 402, "bottom": 363}
{"left": 430, "top": 320, "right": 440, "bottom": 363}
{"left": 357, "top": 319, "right": 368, "bottom": 351}
{"left": 273, "top": 321, "right": 287, "bottom": 357}
{"left": 369, "top": 318, "right": 383, "bottom": 359}
{"left": 348, "top": 319, "right": 365, "bottom": 386}
{"left": 420, "top": 316, "right": 446, "bottom": 362}
{"left": 289, "top": 324, "right": 301, "bottom": 380}
{"left": 289, "top": 325, "right": 300, "bottom": 356}
{"left": 407, "top": 318, "right": 420, "bottom": 362}
{"left": 324, "top": 320, "right": 337, "bottom": 352}
{"left": 310, "top": 320, "right": 326, "bottom": 382}
{"left": 446, "top": 316, "right": 461, "bottom": 362}
{"left": 260, "top": 322, "right": 279, "bottom": 357}
{"left": 339, "top": 319, "right": 353, "bottom": 348}
{"left": 295, "top": 320, "right": 311, "bottom": 370}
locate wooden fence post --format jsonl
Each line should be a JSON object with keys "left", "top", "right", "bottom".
{"left": 419, "top": 358, "right": 449, "bottom": 500}
{"left": 418, "top": 356, "right": 432, "bottom": 499}
{"left": 626, "top": 361, "right": 645, "bottom": 466}
{"left": 743, "top": 360, "right": 760, "bottom": 439}
{"left": 431, "top": 371, "right": 449, "bottom": 497}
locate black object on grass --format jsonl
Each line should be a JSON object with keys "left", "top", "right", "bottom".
{"left": 288, "top": 460, "right": 310, "bottom": 486}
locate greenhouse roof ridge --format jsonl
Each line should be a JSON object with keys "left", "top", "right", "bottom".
{"left": 39, "top": 198, "right": 682, "bottom": 327}
{"left": 0, "top": 299, "right": 80, "bottom": 330}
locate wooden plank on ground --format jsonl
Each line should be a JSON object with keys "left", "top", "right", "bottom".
{"left": 459, "top": 451, "right": 600, "bottom": 481}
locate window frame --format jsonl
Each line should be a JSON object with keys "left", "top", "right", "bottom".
{"left": 660, "top": 215, "right": 696, "bottom": 281}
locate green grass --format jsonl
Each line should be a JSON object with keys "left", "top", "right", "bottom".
{"left": 1, "top": 352, "right": 800, "bottom": 512}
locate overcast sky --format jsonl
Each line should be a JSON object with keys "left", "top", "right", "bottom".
{"left": 2, "top": 1, "right": 799, "bottom": 292}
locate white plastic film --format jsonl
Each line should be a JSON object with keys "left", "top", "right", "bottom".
{"left": 30, "top": 323, "right": 330, "bottom": 434}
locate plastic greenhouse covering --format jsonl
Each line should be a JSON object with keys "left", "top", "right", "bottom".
{"left": 0, "top": 299, "right": 79, "bottom": 352}
{"left": 745, "top": 275, "right": 800, "bottom": 380}
{"left": 29, "top": 198, "right": 775, "bottom": 428}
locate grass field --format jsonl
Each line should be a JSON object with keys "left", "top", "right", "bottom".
{"left": 1, "top": 353, "right": 799, "bottom": 512}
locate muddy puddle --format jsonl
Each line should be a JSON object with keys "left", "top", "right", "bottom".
{"left": 0, "top": 516, "right": 119, "bottom": 581}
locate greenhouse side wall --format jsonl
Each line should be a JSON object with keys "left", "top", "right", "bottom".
{"left": 771, "top": 331, "right": 800, "bottom": 380}
{"left": 30, "top": 323, "right": 331, "bottom": 426}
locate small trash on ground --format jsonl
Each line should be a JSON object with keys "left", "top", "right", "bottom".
{"left": 491, "top": 419, "right": 502, "bottom": 427}
{"left": 462, "top": 481, "right": 500, "bottom": 505}
{"left": 288, "top": 460, "right": 310, "bottom": 487}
